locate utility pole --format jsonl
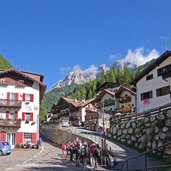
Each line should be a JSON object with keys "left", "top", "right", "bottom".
{"left": 102, "top": 99, "right": 106, "bottom": 154}
{"left": 160, "top": 36, "right": 170, "bottom": 51}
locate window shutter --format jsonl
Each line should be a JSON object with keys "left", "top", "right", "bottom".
{"left": 0, "top": 132, "right": 6, "bottom": 141}
{"left": 6, "top": 111, "right": 9, "bottom": 119}
{"left": 15, "top": 111, "right": 18, "bottom": 120}
{"left": 7, "top": 92, "right": 10, "bottom": 100}
{"left": 22, "top": 93, "right": 25, "bottom": 101}
{"left": 30, "top": 113, "right": 33, "bottom": 121}
{"left": 30, "top": 94, "right": 34, "bottom": 102}
{"left": 16, "top": 132, "right": 23, "bottom": 144}
{"left": 32, "top": 133, "right": 37, "bottom": 143}
{"left": 16, "top": 93, "right": 19, "bottom": 100}
{"left": 22, "top": 112, "right": 25, "bottom": 121}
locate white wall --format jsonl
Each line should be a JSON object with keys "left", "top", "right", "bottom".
{"left": 0, "top": 82, "right": 40, "bottom": 133}
{"left": 118, "top": 90, "right": 136, "bottom": 109}
{"left": 137, "top": 56, "right": 171, "bottom": 112}
{"left": 101, "top": 93, "right": 116, "bottom": 111}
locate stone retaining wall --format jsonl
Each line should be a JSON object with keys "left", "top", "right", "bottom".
{"left": 107, "top": 109, "right": 171, "bottom": 155}
{"left": 40, "top": 127, "right": 91, "bottom": 145}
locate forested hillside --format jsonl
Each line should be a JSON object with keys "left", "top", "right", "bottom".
{"left": 43, "top": 84, "right": 78, "bottom": 110}
{"left": 0, "top": 55, "right": 13, "bottom": 69}
{"left": 43, "top": 59, "right": 154, "bottom": 116}
{"left": 69, "top": 66, "right": 140, "bottom": 100}
{"left": 43, "top": 66, "right": 143, "bottom": 111}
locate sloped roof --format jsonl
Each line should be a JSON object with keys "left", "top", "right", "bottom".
{"left": 0, "top": 68, "right": 46, "bottom": 101}
{"left": 96, "top": 82, "right": 120, "bottom": 92}
{"left": 81, "top": 98, "right": 95, "bottom": 107}
{"left": 62, "top": 97, "right": 82, "bottom": 107}
{"left": 95, "top": 89, "right": 115, "bottom": 102}
{"left": 131, "top": 50, "right": 171, "bottom": 85}
{"left": 115, "top": 86, "right": 136, "bottom": 96}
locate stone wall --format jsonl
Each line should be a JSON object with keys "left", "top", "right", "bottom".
{"left": 40, "top": 127, "right": 91, "bottom": 145}
{"left": 107, "top": 109, "right": 171, "bottom": 154}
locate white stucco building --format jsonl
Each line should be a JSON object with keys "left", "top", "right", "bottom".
{"left": 131, "top": 51, "right": 171, "bottom": 113}
{"left": 0, "top": 69, "right": 46, "bottom": 148}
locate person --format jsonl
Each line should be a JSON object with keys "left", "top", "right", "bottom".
{"left": 39, "top": 137, "right": 42, "bottom": 146}
{"left": 89, "top": 143, "right": 95, "bottom": 168}
{"left": 75, "top": 144, "right": 81, "bottom": 166}
{"left": 93, "top": 144, "right": 101, "bottom": 169}
{"left": 81, "top": 142, "right": 88, "bottom": 171}
{"left": 61, "top": 143, "right": 66, "bottom": 159}
{"left": 70, "top": 143, "right": 74, "bottom": 161}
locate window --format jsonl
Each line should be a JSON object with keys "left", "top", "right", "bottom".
{"left": 141, "top": 91, "right": 153, "bottom": 100}
{"left": 11, "top": 93, "right": 16, "bottom": 100}
{"left": 18, "top": 80, "right": 24, "bottom": 84}
{"left": 9, "top": 112, "right": 14, "bottom": 120}
{"left": 25, "top": 94, "right": 34, "bottom": 102}
{"left": 26, "top": 94, "right": 30, "bottom": 101}
{"left": 156, "top": 86, "right": 170, "bottom": 97}
{"left": 157, "top": 64, "right": 171, "bottom": 76}
{"left": 146, "top": 74, "right": 153, "bottom": 80}
{"left": 25, "top": 113, "right": 30, "bottom": 120}
{"left": 24, "top": 133, "right": 32, "bottom": 143}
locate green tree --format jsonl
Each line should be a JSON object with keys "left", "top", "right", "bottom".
{"left": 81, "top": 86, "right": 86, "bottom": 100}
{"left": 40, "top": 101, "right": 47, "bottom": 122}
{"left": 0, "top": 55, "right": 13, "bottom": 69}
{"left": 87, "top": 89, "right": 93, "bottom": 99}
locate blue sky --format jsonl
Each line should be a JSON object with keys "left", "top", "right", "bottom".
{"left": 0, "top": 0, "right": 171, "bottom": 90}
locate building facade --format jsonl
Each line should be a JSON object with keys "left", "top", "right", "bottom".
{"left": 131, "top": 51, "right": 171, "bottom": 113}
{"left": 0, "top": 69, "right": 46, "bottom": 148}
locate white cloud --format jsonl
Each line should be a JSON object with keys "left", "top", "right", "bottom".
{"left": 84, "top": 65, "right": 99, "bottom": 75}
{"left": 109, "top": 54, "right": 121, "bottom": 61}
{"left": 117, "top": 48, "right": 160, "bottom": 67}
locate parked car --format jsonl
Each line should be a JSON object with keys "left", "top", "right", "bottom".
{"left": 0, "top": 140, "right": 11, "bottom": 156}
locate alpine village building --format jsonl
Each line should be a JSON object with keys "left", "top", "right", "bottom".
{"left": 131, "top": 50, "right": 171, "bottom": 113}
{"left": 50, "top": 96, "right": 95, "bottom": 126}
{"left": 0, "top": 69, "right": 46, "bottom": 148}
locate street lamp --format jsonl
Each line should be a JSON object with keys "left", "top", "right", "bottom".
{"left": 101, "top": 100, "right": 106, "bottom": 154}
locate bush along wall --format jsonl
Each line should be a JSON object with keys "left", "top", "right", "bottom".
{"left": 107, "top": 109, "right": 171, "bottom": 157}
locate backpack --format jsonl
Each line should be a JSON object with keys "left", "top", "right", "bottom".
{"left": 81, "top": 146, "right": 87, "bottom": 157}
{"left": 94, "top": 148, "right": 100, "bottom": 157}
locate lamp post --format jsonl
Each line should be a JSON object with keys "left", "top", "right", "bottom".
{"left": 102, "top": 99, "right": 106, "bottom": 154}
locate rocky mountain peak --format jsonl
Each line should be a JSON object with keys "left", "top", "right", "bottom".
{"left": 53, "top": 64, "right": 106, "bottom": 89}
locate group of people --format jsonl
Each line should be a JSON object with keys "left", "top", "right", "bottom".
{"left": 61, "top": 138, "right": 101, "bottom": 170}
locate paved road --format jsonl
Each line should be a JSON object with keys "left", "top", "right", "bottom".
{"left": 0, "top": 138, "right": 105, "bottom": 171}
{"left": 0, "top": 147, "right": 41, "bottom": 171}
{"left": 69, "top": 126, "right": 161, "bottom": 171}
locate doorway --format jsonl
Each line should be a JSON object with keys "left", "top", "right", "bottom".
{"left": 7, "top": 133, "right": 16, "bottom": 149}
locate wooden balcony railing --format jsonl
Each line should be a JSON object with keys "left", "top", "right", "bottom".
{"left": 116, "top": 107, "right": 135, "bottom": 113}
{"left": 0, "top": 99, "right": 22, "bottom": 108}
{"left": 0, "top": 119, "right": 21, "bottom": 128}
{"left": 119, "top": 96, "right": 131, "bottom": 103}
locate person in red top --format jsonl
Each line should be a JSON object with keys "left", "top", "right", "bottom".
{"left": 89, "top": 144, "right": 95, "bottom": 167}
{"left": 61, "top": 143, "right": 66, "bottom": 159}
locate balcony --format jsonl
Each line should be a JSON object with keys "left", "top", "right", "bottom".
{"left": 0, "top": 99, "right": 22, "bottom": 109}
{"left": 119, "top": 96, "right": 131, "bottom": 103}
{"left": 116, "top": 107, "right": 135, "bottom": 113}
{"left": 0, "top": 119, "right": 21, "bottom": 128}
{"left": 104, "top": 100, "right": 115, "bottom": 107}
